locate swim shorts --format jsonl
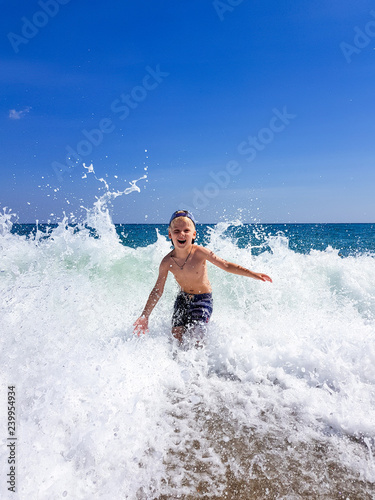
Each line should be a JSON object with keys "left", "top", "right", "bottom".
{"left": 172, "top": 291, "right": 213, "bottom": 328}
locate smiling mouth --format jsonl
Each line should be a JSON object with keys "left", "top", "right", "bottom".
{"left": 177, "top": 239, "right": 186, "bottom": 244}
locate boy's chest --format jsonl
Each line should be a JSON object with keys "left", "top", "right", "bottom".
{"left": 169, "top": 255, "right": 206, "bottom": 278}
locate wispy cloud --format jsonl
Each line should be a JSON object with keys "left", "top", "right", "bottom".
{"left": 8, "top": 106, "right": 31, "bottom": 120}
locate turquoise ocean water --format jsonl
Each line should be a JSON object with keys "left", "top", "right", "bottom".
{"left": 12, "top": 221, "right": 375, "bottom": 256}
{"left": 1, "top": 202, "right": 375, "bottom": 498}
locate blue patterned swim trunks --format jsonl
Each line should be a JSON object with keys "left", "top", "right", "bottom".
{"left": 172, "top": 291, "right": 213, "bottom": 328}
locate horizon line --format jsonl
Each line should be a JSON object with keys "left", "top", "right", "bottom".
{"left": 13, "top": 221, "right": 375, "bottom": 225}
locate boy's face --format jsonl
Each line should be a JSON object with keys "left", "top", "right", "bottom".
{"left": 168, "top": 217, "right": 196, "bottom": 249}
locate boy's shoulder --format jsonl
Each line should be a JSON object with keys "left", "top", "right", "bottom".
{"left": 193, "top": 244, "right": 209, "bottom": 255}
{"left": 193, "top": 245, "right": 215, "bottom": 262}
{"left": 160, "top": 250, "right": 173, "bottom": 264}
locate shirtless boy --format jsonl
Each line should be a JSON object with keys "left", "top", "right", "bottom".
{"left": 133, "top": 210, "right": 272, "bottom": 343}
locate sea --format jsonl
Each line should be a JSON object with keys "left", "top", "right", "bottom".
{"left": 1, "top": 196, "right": 375, "bottom": 499}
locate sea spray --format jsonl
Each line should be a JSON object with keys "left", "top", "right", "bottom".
{"left": 1, "top": 196, "right": 375, "bottom": 497}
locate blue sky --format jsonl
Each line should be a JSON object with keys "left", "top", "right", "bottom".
{"left": 1, "top": 0, "right": 375, "bottom": 223}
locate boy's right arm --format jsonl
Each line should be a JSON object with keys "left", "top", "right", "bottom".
{"left": 133, "top": 258, "right": 169, "bottom": 336}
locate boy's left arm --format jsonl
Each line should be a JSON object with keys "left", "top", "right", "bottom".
{"left": 202, "top": 247, "right": 272, "bottom": 282}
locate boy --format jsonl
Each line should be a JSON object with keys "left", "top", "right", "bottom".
{"left": 133, "top": 210, "right": 272, "bottom": 343}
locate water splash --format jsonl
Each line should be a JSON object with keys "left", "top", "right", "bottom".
{"left": 0, "top": 206, "right": 16, "bottom": 236}
{"left": 1, "top": 206, "right": 375, "bottom": 497}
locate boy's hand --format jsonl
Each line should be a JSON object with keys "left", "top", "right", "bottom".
{"left": 256, "top": 273, "right": 272, "bottom": 283}
{"left": 133, "top": 316, "right": 149, "bottom": 336}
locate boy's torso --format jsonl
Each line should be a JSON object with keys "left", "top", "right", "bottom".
{"left": 166, "top": 245, "right": 212, "bottom": 294}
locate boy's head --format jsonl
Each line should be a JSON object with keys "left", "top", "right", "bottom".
{"left": 169, "top": 210, "right": 196, "bottom": 228}
{"left": 168, "top": 210, "right": 196, "bottom": 246}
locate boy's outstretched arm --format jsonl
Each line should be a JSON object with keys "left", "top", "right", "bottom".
{"left": 203, "top": 247, "right": 272, "bottom": 282}
{"left": 133, "top": 259, "right": 169, "bottom": 336}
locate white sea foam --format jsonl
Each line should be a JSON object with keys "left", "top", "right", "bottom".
{"left": 1, "top": 201, "right": 375, "bottom": 498}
